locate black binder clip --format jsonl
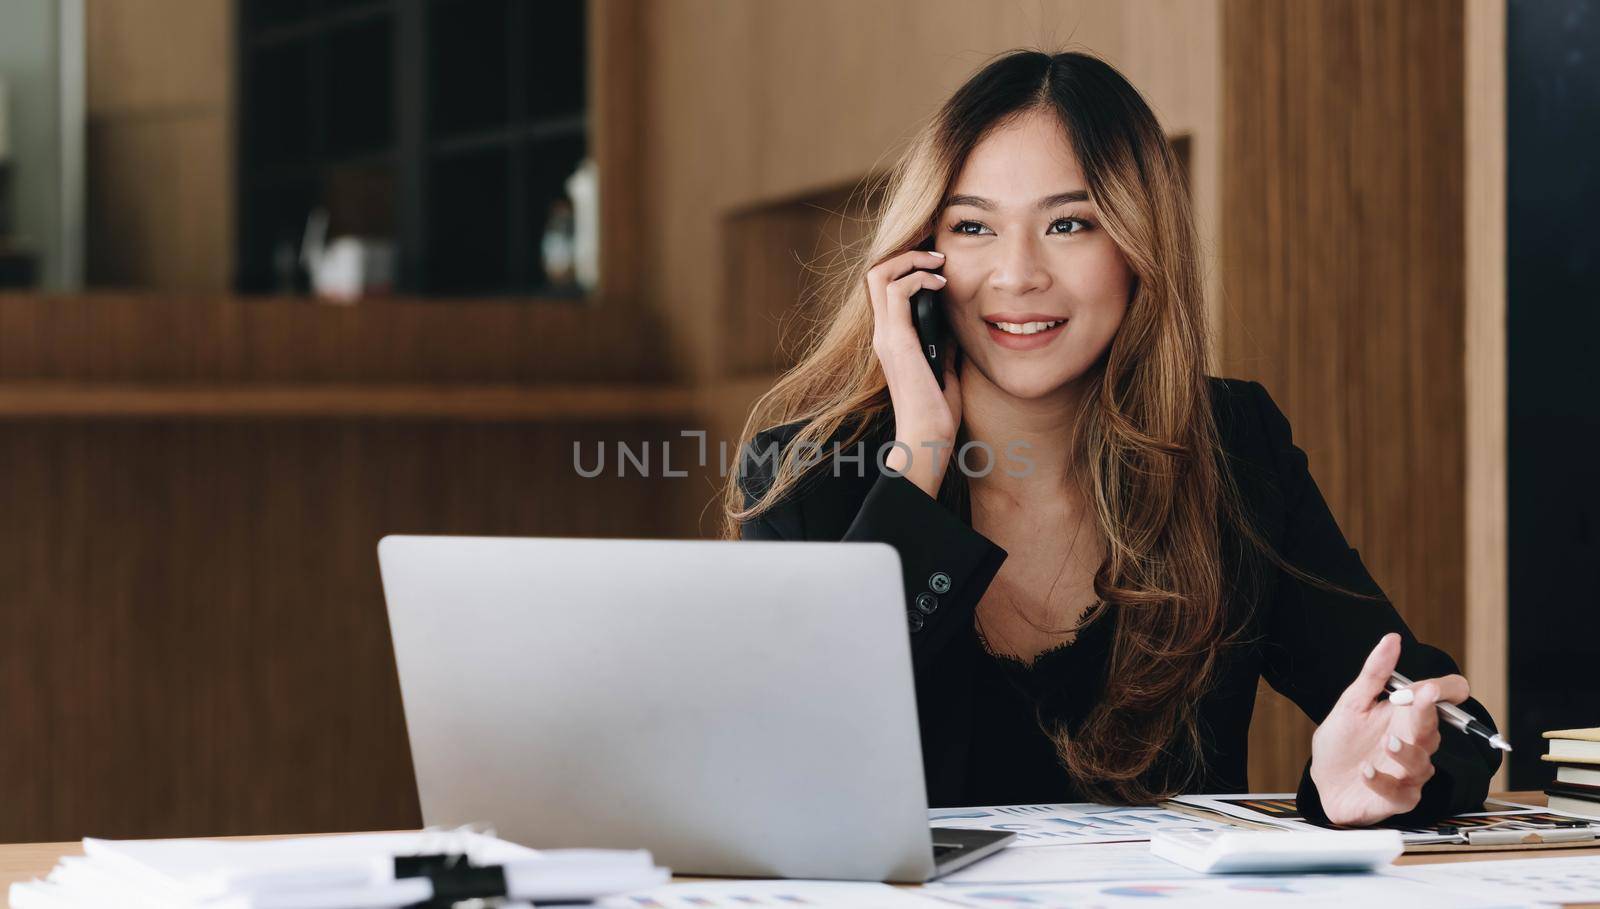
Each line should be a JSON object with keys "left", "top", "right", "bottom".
{"left": 397, "top": 852, "right": 512, "bottom": 907}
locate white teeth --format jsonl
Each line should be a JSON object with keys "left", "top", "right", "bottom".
{"left": 989, "top": 320, "right": 1064, "bottom": 335}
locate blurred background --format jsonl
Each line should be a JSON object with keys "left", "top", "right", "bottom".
{"left": 0, "top": 0, "right": 1593, "bottom": 842}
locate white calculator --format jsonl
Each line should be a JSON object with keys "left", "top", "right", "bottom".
{"left": 1150, "top": 828, "right": 1405, "bottom": 873}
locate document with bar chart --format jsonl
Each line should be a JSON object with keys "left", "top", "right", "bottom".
{"left": 927, "top": 803, "right": 1242, "bottom": 846}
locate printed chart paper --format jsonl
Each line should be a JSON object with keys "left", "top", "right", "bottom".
{"left": 601, "top": 880, "right": 945, "bottom": 909}
{"left": 921, "top": 873, "right": 1535, "bottom": 909}
{"left": 929, "top": 841, "right": 1203, "bottom": 886}
{"left": 929, "top": 803, "right": 1241, "bottom": 846}
{"left": 1393, "top": 855, "right": 1600, "bottom": 905}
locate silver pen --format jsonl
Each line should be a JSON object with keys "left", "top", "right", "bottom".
{"left": 1388, "top": 670, "right": 1512, "bottom": 752}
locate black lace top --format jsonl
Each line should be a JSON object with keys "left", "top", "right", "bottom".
{"left": 962, "top": 601, "right": 1117, "bottom": 805}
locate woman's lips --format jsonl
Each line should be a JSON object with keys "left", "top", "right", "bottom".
{"left": 984, "top": 319, "right": 1067, "bottom": 350}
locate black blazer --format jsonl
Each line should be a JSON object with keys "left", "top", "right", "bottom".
{"left": 736, "top": 377, "right": 1502, "bottom": 823}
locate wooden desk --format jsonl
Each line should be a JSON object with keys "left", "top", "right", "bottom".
{"left": 3, "top": 794, "right": 1593, "bottom": 907}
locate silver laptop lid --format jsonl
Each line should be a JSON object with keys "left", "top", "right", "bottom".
{"left": 378, "top": 535, "right": 936, "bottom": 881}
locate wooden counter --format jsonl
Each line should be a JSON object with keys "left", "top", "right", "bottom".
{"left": 0, "top": 292, "right": 671, "bottom": 385}
{"left": 0, "top": 381, "right": 695, "bottom": 420}
{"left": 0, "top": 292, "right": 721, "bottom": 843}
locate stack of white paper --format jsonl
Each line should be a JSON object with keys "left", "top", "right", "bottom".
{"left": 10, "top": 830, "right": 670, "bottom": 908}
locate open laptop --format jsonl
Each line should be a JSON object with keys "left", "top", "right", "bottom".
{"left": 376, "top": 535, "right": 1013, "bottom": 882}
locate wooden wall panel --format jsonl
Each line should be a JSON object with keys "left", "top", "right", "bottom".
{"left": 721, "top": 182, "right": 871, "bottom": 378}
{"left": 1220, "top": 0, "right": 1468, "bottom": 789}
{"left": 85, "top": 0, "right": 230, "bottom": 115}
{"left": 86, "top": 117, "right": 231, "bottom": 291}
{"left": 84, "top": 0, "right": 234, "bottom": 291}
{"left": 1464, "top": 0, "right": 1508, "bottom": 790}
{"left": 0, "top": 418, "right": 698, "bottom": 842}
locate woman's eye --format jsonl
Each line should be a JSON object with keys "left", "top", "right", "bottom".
{"left": 951, "top": 220, "right": 989, "bottom": 236}
{"left": 1050, "top": 218, "right": 1091, "bottom": 235}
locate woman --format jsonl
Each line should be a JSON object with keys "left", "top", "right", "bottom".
{"left": 721, "top": 49, "right": 1502, "bottom": 826}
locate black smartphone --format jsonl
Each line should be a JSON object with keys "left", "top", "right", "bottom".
{"left": 911, "top": 235, "right": 948, "bottom": 388}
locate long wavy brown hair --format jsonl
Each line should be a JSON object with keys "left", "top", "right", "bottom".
{"left": 719, "top": 49, "right": 1265, "bottom": 804}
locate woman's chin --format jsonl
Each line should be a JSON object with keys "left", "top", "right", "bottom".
{"left": 959, "top": 349, "right": 1099, "bottom": 402}
{"left": 988, "top": 369, "right": 1089, "bottom": 402}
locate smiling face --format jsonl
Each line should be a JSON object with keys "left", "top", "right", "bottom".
{"left": 934, "top": 107, "right": 1135, "bottom": 401}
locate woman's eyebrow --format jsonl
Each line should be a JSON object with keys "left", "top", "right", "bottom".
{"left": 942, "top": 190, "right": 1090, "bottom": 211}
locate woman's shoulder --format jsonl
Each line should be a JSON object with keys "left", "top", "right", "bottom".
{"left": 1206, "top": 373, "right": 1297, "bottom": 448}
{"left": 738, "top": 413, "right": 890, "bottom": 514}
{"left": 1205, "top": 376, "right": 1268, "bottom": 442}
{"left": 1204, "top": 375, "right": 1303, "bottom": 512}
{"left": 744, "top": 413, "right": 891, "bottom": 469}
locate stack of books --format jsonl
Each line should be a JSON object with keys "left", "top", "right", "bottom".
{"left": 10, "top": 830, "right": 669, "bottom": 908}
{"left": 1543, "top": 727, "right": 1600, "bottom": 819}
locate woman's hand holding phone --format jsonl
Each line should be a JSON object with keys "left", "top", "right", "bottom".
{"left": 866, "top": 249, "right": 962, "bottom": 499}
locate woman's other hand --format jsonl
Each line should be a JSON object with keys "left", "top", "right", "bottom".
{"left": 1309, "top": 632, "right": 1471, "bottom": 827}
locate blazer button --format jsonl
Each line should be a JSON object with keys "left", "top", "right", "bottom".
{"left": 929, "top": 572, "right": 951, "bottom": 594}
{"left": 907, "top": 610, "right": 925, "bottom": 633}
{"left": 915, "top": 592, "right": 939, "bottom": 615}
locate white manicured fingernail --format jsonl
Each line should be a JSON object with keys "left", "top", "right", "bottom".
{"left": 1390, "top": 688, "right": 1415, "bottom": 705}
{"left": 1361, "top": 762, "right": 1375, "bottom": 780}
{"left": 934, "top": 273, "right": 947, "bottom": 282}
{"left": 929, "top": 250, "right": 945, "bottom": 257}
{"left": 1388, "top": 735, "right": 1402, "bottom": 753}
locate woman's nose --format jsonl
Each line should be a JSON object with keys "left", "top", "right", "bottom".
{"left": 986, "top": 236, "right": 1052, "bottom": 296}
